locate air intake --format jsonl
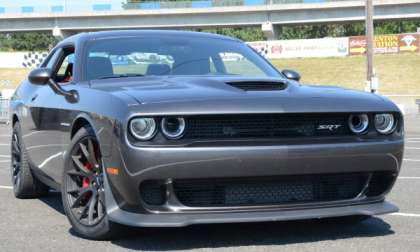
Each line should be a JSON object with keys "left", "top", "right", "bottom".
{"left": 226, "top": 81, "right": 286, "bottom": 91}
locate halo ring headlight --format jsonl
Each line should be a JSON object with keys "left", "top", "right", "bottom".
{"left": 161, "top": 117, "right": 186, "bottom": 139}
{"left": 129, "top": 118, "right": 157, "bottom": 141}
{"left": 375, "top": 113, "right": 396, "bottom": 134}
{"left": 349, "top": 114, "right": 369, "bottom": 134}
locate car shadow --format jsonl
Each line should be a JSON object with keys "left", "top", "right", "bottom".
{"left": 38, "top": 192, "right": 395, "bottom": 250}
{"left": 38, "top": 191, "right": 65, "bottom": 215}
{"left": 111, "top": 216, "right": 394, "bottom": 250}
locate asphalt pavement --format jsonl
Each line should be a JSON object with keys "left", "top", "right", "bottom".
{"left": 0, "top": 115, "right": 419, "bottom": 252}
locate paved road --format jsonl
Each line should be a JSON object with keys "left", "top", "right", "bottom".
{"left": 0, "top": 115, "right": 419, "bottom": 252}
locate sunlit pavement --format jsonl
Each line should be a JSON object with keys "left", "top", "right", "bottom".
{"left": 0, "top": 116, "right": 419, "bottom": 252}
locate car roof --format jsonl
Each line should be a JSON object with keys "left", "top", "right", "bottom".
{"left": 58, "top": 30, "right": 241, "bottom": 46}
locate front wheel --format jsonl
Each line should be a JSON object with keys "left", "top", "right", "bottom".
{"left": 61, "top": 127, "right": 120, "bottom": 240}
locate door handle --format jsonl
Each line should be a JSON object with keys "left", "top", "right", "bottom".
{"left": 31, "top": 94, "right": 38, "bottom": 102}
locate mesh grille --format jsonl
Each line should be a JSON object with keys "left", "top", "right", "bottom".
{"left": 140, "top": 181, "right": 166, "bottom": 205}
{"left": 184, "top": 114, "right": 351, "bottom": 139}
{"left": 173, "top": 173, "right": 369, "bottom": 207}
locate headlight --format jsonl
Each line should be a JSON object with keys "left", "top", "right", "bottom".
{"left": 129, "top": 118, "right": 157, "bottom": 140}
{"left": 348, "top": 114, "right": 369, "bottom": 134}
{"left": 161, "top": 117, "right": 185, "bottom": 139}
{"left": 375, "top": 113, "right": 396, "bottom": 134}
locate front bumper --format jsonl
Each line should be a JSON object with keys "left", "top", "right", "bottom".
{"left": 106, "top": 187, "right": 398, "bottom": 227}
{"left": 106, "top": 138, "right": 402, "bottom": 205}
{"left": 101, "top": 137, "right": 403, "bottom": 227}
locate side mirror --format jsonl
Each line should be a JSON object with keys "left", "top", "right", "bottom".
{"left": 28, "top": 68, "right": 79, "bottom": 103}
{"left": 282, "top": 69, "right": 301, "bottom": 82}
{"left": 28, "top": 68, "right": 52, "bottom": 85}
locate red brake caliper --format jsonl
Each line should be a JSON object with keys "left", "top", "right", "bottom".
{"left": 82, "top": 162, "right": 93, "bottom": 188}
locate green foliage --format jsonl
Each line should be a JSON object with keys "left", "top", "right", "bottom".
{"left": 0, "top": 32, "right": 57, "bottom": 52}
{"left": 195, "top": 27, "right": 265, "bottom": 41}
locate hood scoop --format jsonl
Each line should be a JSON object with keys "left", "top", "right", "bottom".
{"left": 225, "top": 81, "right": 287, "bottom": 91}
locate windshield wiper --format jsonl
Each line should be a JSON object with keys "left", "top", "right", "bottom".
{"left": 98, "top": 74, "right": 144, "bottom": 80}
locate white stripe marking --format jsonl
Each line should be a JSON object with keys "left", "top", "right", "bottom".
{"left": 399, "top": 177, "right": 420, "bottom": 180}
{"left": 0, "top": 160, "right": 10, "bottom": 163}
{"left": 39, "top": 152, "right": 63, "bottom": 168}
{"left": 404, "top": 159, "right": 420, "bottom": 162}
{"left": 391, "top": 213, "right": 420, "bottom": 217}
{"left": 0, "top": 185, "right": 12, "bottom": 190}
{"left": 406, "top": 147, "right": 420, "bottom": 150}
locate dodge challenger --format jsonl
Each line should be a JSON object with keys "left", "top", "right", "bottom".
{"left": 10, "top": 30, "right": 404, "bottom": 240}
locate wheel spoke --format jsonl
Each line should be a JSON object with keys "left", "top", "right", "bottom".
{"left": 12, "top": 134, "right": 20, "bottom": 152}
{"left": 87, "top": 192, "right": 98, "bottom": 225}
{"left": 71, "top": 155, "right": 92, "bottom": 177}
{"left": 70, "top": 188, "right": 92, "bottom": 208}
{"left": 66, "top": 169, "right": 85, "bottom": 177}
{"left": 79, "top": 140, "right": 99, "bottom": 169}
{"left": 78, "top": 200, "right": 90, "bottom": 220}
{"left": 87, "top": 139, "right": 99, "bottom": 167}
{"left": 12, "top": 173, "right": 18, "bottom": 185}
{"left": 12, "top": 163, "right": 20, "bottom": 176}
{"left": 97, "top": 199, "right": 104, "bottom": 219}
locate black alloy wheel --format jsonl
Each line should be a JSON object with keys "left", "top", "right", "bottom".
{"left": 64, "top": 136, "right": 105, "bottom": 226}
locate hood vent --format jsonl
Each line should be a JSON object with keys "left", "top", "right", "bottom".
{"left": 226, "top": 81, "right": 286, "bottom": 91}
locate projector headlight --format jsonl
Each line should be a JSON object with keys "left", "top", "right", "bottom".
{"left": 348, "top": 114, "right": 369, "bottom": 134}
{"left": 161, "top": 117, "right": 185, "bottom": 139}
{"left": 129, "top": 118, "right": 157, "bottom": 141}
{"left": 375, "top": 113, "right": 396, "bottom": 134}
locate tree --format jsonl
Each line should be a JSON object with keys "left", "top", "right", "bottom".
{"left": 0, "top": 32, "right": 57, "bottom": 51}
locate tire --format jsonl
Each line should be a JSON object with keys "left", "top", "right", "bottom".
{"left": 61, "top": 126, "right": 120, "bottom": 240}
{"left": 11, "top": 122, "right": 49, "bottom": 199}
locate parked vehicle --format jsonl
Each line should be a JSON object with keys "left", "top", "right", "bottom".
{"left": 10, "top": 30, "right": 404, "bottom": 240}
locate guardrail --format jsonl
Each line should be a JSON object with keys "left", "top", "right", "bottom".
{"left": 0, "top": 99, "right": 9, "bottom": 124}
{"left": 0, "top": 0, "right": 358, "bottom": 15}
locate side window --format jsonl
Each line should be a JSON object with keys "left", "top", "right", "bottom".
{"left": 57, "top": 53, "right": 74, "bottom": 76}
{"left": 54, "top": 48, "right": 75, "bottom": 83}
{"left": 43, "top": 49, "right": 61, "bottom": 69}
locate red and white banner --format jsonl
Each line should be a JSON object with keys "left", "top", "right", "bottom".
{"left": 247, "top": 37, "right": 349, "bottom": 59}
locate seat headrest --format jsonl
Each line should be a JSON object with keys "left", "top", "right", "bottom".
{"left": 86, "top": 57, "right": 113, "bottom": 80}
{"left": 172, "top": 59, "right": 210, "bottom": 75}
{"left": 146, "top": 64, "right": 171, "bottom": 76}
{"left": 65, "top": 63, "right": 73, "bottom": 76}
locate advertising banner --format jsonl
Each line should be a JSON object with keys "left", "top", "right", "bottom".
{"left": 349, "top": 34, "right": 419, "bottom": 55}
{"left": 399, "top": 34, "right": 419, "bottom": 53}
{"left": 247, "top": 37, "right": 349, "bottom": 59}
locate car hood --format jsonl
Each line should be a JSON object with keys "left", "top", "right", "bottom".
{"left": 91, "top": 76, "right": 399, "bottom": 115}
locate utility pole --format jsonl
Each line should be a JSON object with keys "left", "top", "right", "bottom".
{"left": 366, "top": 0, "right": 375, "bottom": 93}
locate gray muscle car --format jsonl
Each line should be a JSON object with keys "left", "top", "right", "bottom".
{"left": 9, "top": 30, "right": 404, "bottom": 240}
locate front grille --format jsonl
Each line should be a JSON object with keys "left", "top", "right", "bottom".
{"left": 173, "top": 173, "right": 369, "bottom": 207}
{"left": 183, "top": 114, "right": 351, "bottom": 140}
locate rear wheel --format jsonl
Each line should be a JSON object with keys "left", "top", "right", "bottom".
{"left": 61, "top": 127, "right": 120, "bottom": 240}
{"left": 11, "top": 122, "right": 49, "bottom": 198}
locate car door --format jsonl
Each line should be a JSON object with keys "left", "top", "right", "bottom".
{"left": 23, "top": 46, "right": 77, "bottom": 183}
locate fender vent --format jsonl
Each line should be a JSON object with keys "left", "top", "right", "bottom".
{"left": 226, "top": 81, "right": 286, "bottom": 91}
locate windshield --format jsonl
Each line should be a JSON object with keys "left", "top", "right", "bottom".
{"left": 85, "top": 36, "right": 281, "bottom": 81}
